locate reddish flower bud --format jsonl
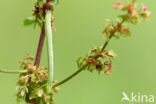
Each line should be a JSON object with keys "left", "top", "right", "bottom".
{"left": 24, "top": 55, "right": 34, "bottom": 60}
{"left": 104, "top": 70, "right": 111, "bottom": 76}
{"left": 121, "top": 28, "right": 129, "bottom": 32}
{"left": 108, "top": 64, "right": 112, "bottom": 69}
{"left": 126, "top": 18, "right": 130, "bottom": 22}
{"left": 39, "top": 66, "right": 44, "bottom": 70}
{"left": 142, "top": 5, "right": 147, "bottom": 11}
{"left": 27, "top": 64, "right": 36, "bottom": 71}
{"left": 45, "top": 68, "right": 48, "bottom": 72}
{"left": 132, "top": 12, "right": 138, "bottom": 17}
{"left": 21, "top": 77, "right": 27, "bottom": 83}
{"left": 91, "top": 48, "right": 96, "bottom": 51}
{"left": 129, "top": 7, "right": 133, "bottom": 12}
{"left": 113, "top": 1, "right": 124, "bottom": 10}
{"left": 97, "top": 46, "right": 102, "bottom": 50}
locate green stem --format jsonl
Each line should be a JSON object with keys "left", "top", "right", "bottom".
{"left": 53, "top": 35, "right": 112, "bottom": 88}
{"left": 53, "top": 39, "right": 111, "bottom": 88}
{"left": 53, "top": 64, "right": 88, "bottom": 88}
{"left": 100, "top": 34, "right": 112, "bottom": 52}
{"left": 45, "top": 10, "right": 54, "bottom": 93}
{"left": 0, "top": 69, "right": 27, "bottom": 74}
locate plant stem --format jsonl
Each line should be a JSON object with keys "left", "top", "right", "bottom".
{"left": 53, "top": 64, "right": 88, "bottom": 88}
{"left": 53, "top": 37, "right": 111, "bottom": 88}
{"left": 34, "top": 23, "right": 45, "bottom": 67}
{"left": 0, "top": 69, "right": 27, "bottom": 74}
{"left": 101, "top": 34, "right": 113, "bottom": 52}
{"left": 45, "top": 10, "right": 54, "bottom": 93}
{"left": 53, "top": 38, "right": 112, "bottom": 88}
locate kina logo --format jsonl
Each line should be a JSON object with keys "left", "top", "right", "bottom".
{"left": 121, "top": 92, "right": 154, "bottom": 103}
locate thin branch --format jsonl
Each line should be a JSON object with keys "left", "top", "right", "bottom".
{"left": 0, "top": 69, "right": 27, "bottom": 74}
{"left": 53, "top": 37, "right": 112, "bottom": 88}
{"left": 101, "top": 34, "right": 113, "bottom": 52}
{"left": 53, "top": 35, "right": 111, "bottom": 88}
{"left": 101, "top": 40, "right": 110, "bottom": 52}
{"left": 53, "top": 64, "right": 88, "bottom": 88}
{"left": 53, "top": 36, "right": 112, "bottom": 88}
{"left": 34, "top": 23, "right": 45, "bottom": 67}
{"left": 53, "top": 40, "right": 110, "bottom": 88}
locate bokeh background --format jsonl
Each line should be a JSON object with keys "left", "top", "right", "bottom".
{"left": 0, "top": 0, "right": 156, "bottom": 104}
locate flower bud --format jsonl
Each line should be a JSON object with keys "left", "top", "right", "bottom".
{"left": 113, "top": 1, "right": 124, "bottom": 10}
{"left": 142, "top": 5, "right": 147, "bottom": 11}
{"left": 129, "top": 7, "right": 133, "bottom": 12}
{"left": 21, "top": 77, "right": 27, "bottom": 83}
{"left": 104, "top": 70, "right": 111, "bottom": 76}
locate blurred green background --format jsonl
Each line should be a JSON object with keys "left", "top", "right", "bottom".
{"left": 0, "top": 0, "right": 156, "bottom": 104}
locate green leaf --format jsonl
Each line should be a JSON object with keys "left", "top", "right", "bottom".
{"left": 24, "top": 17, "right": 35, "bottom": 26}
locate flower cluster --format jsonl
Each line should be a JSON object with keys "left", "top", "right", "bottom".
{"left": 24, "top": 0, "right": 58, "bottom": 27}
{"left": 34, "top": 0, "right": 56, "bottom": 22}
{"left": 16, "top": 55, "right": 59, "bottom": 104}
{"left": 114, "top": 0, "right": 150, "bottom": 22}
{"left": 103, "top": 0, "right": 150, "bottom": 40}
{"left": 103, "top": 19, "right": 131, "bottom": 40}
{"left": 77, "top": 0, "right": 150, "bottom": 76}
{"left": 77, "top": 46, "right": 116, "bottom": 75}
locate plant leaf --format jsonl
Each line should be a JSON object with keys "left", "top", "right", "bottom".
{"left": 24, "top": 17, "right": 35, "bottom": 26}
